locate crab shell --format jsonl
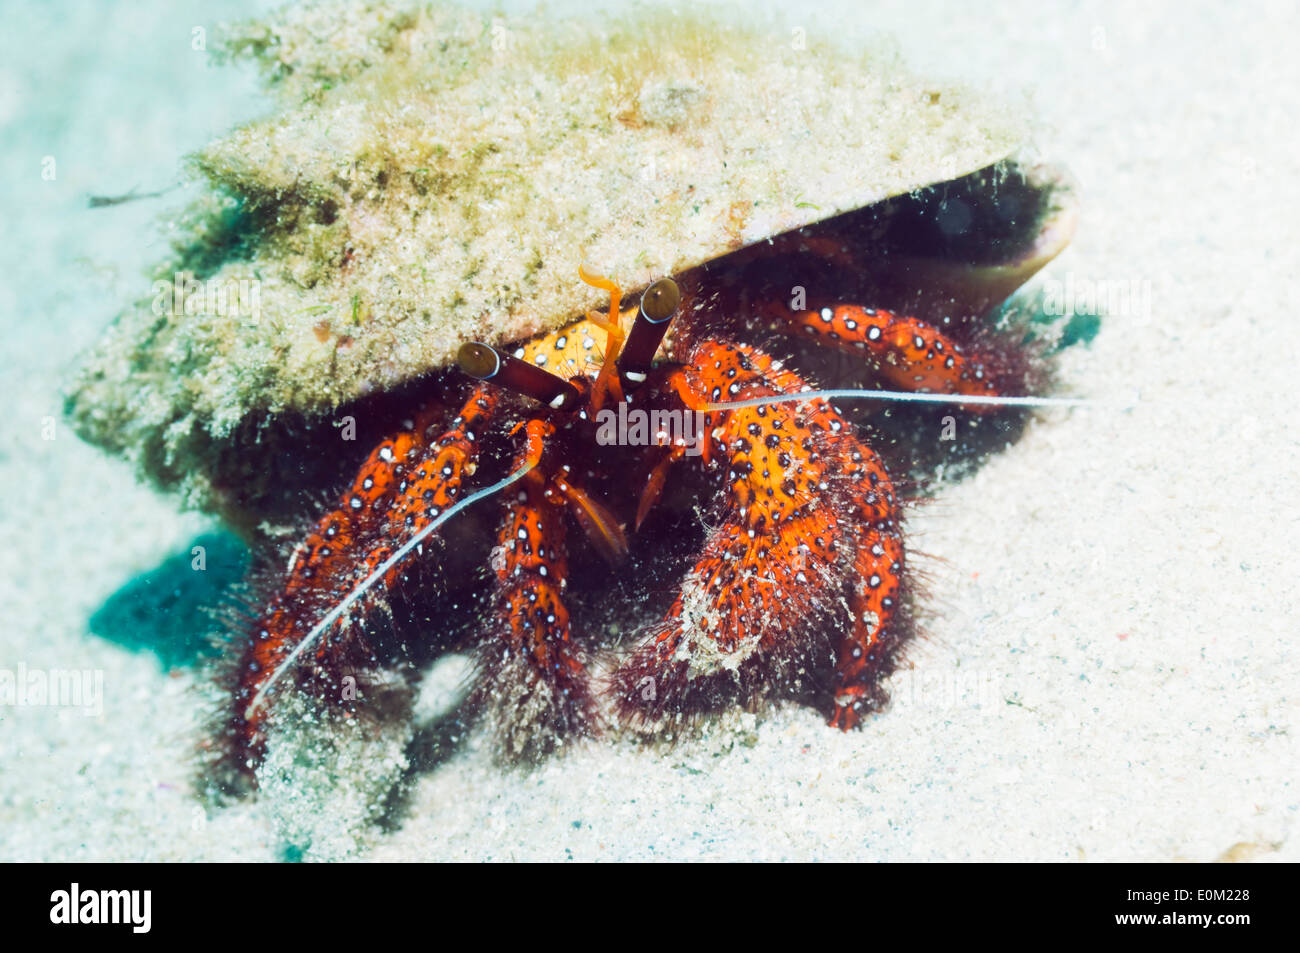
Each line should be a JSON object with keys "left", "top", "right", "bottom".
{"left": 67, "top": 0, "right": 1075, "bottom": 525}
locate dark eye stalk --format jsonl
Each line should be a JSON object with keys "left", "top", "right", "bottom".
{"left": 457, "top": 342, "right": 582, "bottom": 411}
{"left": 457, "top": 276, "right": 680, "bottom": 409}
{"left": 618, "top": 277, "right": 681, "bottom": 391}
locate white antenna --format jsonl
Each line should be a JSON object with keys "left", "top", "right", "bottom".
{"left": 244, "top": 457, "right": 538, "bottom": 719}
{"left": 705, "top": 388, "right": 1129, "bottom": 412}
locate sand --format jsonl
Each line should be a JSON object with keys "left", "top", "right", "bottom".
{"left": 1, "top": 0, "right": 1295, "bottom": 862}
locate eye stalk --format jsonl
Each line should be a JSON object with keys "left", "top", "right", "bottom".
{"left": 618, "top": 277, "right": 681, "bottom": 390}
{"left": 457, "top": 342, "right": 582, "bottom": 412}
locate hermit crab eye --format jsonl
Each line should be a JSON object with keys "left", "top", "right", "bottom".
{"left": 639, "top": 277, "right": 681, "bottom": 323}
{"left": 458, "top": 341, "right": 582, "bottom": 411}
{"left": 619, "top": 277, "right": 682, "bottom": 390}
{"left": 457, "top": 342, "right": 501, "bottom": 380}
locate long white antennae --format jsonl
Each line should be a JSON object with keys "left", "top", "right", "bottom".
{"left": 704, "top": 388, "right": 1119, "bottom": 413}
{"left": 245, "top": 457, "right": 537, "bottom": 719}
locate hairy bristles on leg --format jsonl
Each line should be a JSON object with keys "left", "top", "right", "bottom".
{"left": 244, "top": 457, "right": 539, "bottom": 719}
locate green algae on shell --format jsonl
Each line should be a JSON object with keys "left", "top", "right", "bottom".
{"left": 67, "top": 0, "right": 1036, "bottom": 515}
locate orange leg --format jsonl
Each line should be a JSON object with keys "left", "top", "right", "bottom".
{"left": 611, "top": 338, "right": 908, "bottom": 729}
{"left": 757, "top": 350, "right": 909, "bottom": 729}
{"left": 222, "top": 386, "right": 496, "bottom": 784}
{"left": 747, "top": 295, "right": 1029, "bottom": 725}
{"left": 829, "top": 518, "right": 906, "bottom": 729}
{"left": 763, "top": 301, "right": 1004, "bottom": 400}
{"left": 471, "top": 439, "right": 599, "bottom": 760}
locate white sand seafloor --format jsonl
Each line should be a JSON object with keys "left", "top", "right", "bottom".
{"left": 2, "top": 0, "right": 1296, "bottom": 862}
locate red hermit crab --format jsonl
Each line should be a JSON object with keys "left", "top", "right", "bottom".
{"left": 221, "top": 163, "right": 1077, "bottom": 788}
{"left": 64, "top": 4, "right": 1081, "bottom": 795}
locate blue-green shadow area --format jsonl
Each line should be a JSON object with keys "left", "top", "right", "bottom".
{"left": 1020, "top": 294, "right": 1103, "bottom": 351}
{"left": 89, "top": 532, "right": 249, "bottom": 669}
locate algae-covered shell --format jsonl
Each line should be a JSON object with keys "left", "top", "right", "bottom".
{"left": 68, "top": 0, "right": 1066, "bottom": 516}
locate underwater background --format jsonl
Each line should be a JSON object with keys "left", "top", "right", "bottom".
{"left": 2, "top": 0, "right": 1296, "bottom": 861}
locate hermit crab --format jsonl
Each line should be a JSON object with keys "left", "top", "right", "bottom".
{"left": 67, "top": 2, "right": 1081, "bottom": 794}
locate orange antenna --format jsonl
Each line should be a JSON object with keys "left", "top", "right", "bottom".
{"left": 578, "top": 260, "right": 626, "bottom": 412}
